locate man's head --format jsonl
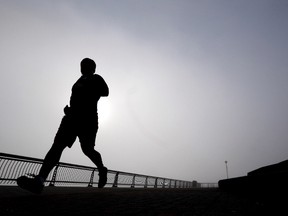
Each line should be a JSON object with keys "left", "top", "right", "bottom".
{"left": 80, "top": 58, "right": 96, "bottom": 76}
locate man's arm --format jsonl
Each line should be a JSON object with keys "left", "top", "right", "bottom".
{"left": 96, "top": 75, "right": 109, "bottom": 97}
{"left": 101, "top": 80, "right": 109, "bottom": 97}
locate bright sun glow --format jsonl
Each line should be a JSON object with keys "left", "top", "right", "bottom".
{"left": 98, "top": 98, "right": 111, "bottom": 124}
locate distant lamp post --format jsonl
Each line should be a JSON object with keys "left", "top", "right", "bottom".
{"left": 225, "top": 161, "right": 229, "bottom": 179}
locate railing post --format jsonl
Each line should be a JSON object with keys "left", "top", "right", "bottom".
{"left": 131, "top": 174, "right": 136, "bottom": 188}
{"left": 112, "top": 172, "right": 119, "bottom": 188}
{"left": 169, "top": 179, "right": 172, "bottom": 188}
{"left": 154, "top": 177, "right": 158, "bottom": 188}
{"left": 174, "top": 180, "right": 177, "bottom": 188}
{"left": 144, "top": 176, "right": 148, "bottom": 188}
{"left": 162, "top": 178, "right": 166, "bottom": 188}
{"left": 49, "top": 164, "right": 59, "bottom": 187}
{"left": 88, "top": 169, "right": 95, "bottom": 187}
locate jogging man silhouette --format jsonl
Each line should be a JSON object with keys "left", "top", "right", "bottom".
{"left": 17, "top": 58, "right": 109, "bottom": 193}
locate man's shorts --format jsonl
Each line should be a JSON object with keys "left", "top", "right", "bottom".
{"left": 53, "top": 115, "right": 98, "bottom": 148}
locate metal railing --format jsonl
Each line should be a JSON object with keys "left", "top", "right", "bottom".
{"left": 0, "top": 152, "right": 217, "bottom": 188}
{"left": 198, "top": 183, "right": 219, "bottom": 188}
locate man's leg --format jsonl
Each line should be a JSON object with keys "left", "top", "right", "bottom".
{"left": 38, "top": 115, "right": 77, "bottom": 181}
{"left": 78, "top": 119, "right": 107, "bottom": 188}
{"left": 38, "top": 142, "right": 67, "bottom": 181}
{"left": 81, "top": 144, "right": 105, "bottom": 169}
{"left": 17, "top": 115, "right": 76, "bottom": 193}
{"left": 17, "top": 133, "right": 68, "bottom": 194}
{"left": 80, "top": 141, "right": 107, "bottom": 188}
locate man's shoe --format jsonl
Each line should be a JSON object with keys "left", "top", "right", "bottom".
{"left": 98, "top": 167, "right": 108, "bottom": 188}
{"left": 17, "top": 176, "right": 44, "bottom": 194}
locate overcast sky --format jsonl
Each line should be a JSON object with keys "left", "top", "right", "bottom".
{"left": 1, "top": 0, "right": 288, "bottom": 183}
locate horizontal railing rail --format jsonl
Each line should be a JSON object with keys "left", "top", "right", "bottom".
{"left": 0, "top": 152, "right": 217, "bottom": 188}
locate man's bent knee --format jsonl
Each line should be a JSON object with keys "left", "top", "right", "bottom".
{"left": 81, "top": 145, "right": 95, "bottom": 156}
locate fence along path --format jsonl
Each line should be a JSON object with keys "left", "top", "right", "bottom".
{"left": 0, "top": 152, "right": 205, "bottom": 188}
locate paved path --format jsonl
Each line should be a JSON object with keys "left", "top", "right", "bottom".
{"left": 0, "top": 186, "right": 283, "bottom": 215}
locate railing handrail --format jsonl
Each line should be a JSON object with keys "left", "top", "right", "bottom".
{"left": 0, "top": 152, "right": 44, "bottom": 163}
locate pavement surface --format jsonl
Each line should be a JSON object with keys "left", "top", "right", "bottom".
{"left": 0, "top": 186, "right": 285, "bottom": 216}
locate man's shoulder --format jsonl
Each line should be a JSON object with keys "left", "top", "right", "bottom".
{"left": 92, "top": 74, "right": 105, "bottom": 81}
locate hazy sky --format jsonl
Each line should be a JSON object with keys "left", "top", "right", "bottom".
{"left": 1, "top": 0, "right": 288, "bottom": 183}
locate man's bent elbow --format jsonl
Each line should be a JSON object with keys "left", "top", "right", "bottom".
{"left": 102, "top": 89, "right": 109, "bottom": 97}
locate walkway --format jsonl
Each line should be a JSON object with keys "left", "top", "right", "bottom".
{"left": 0, "top": 186, "right": 284, "bottom": 215}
